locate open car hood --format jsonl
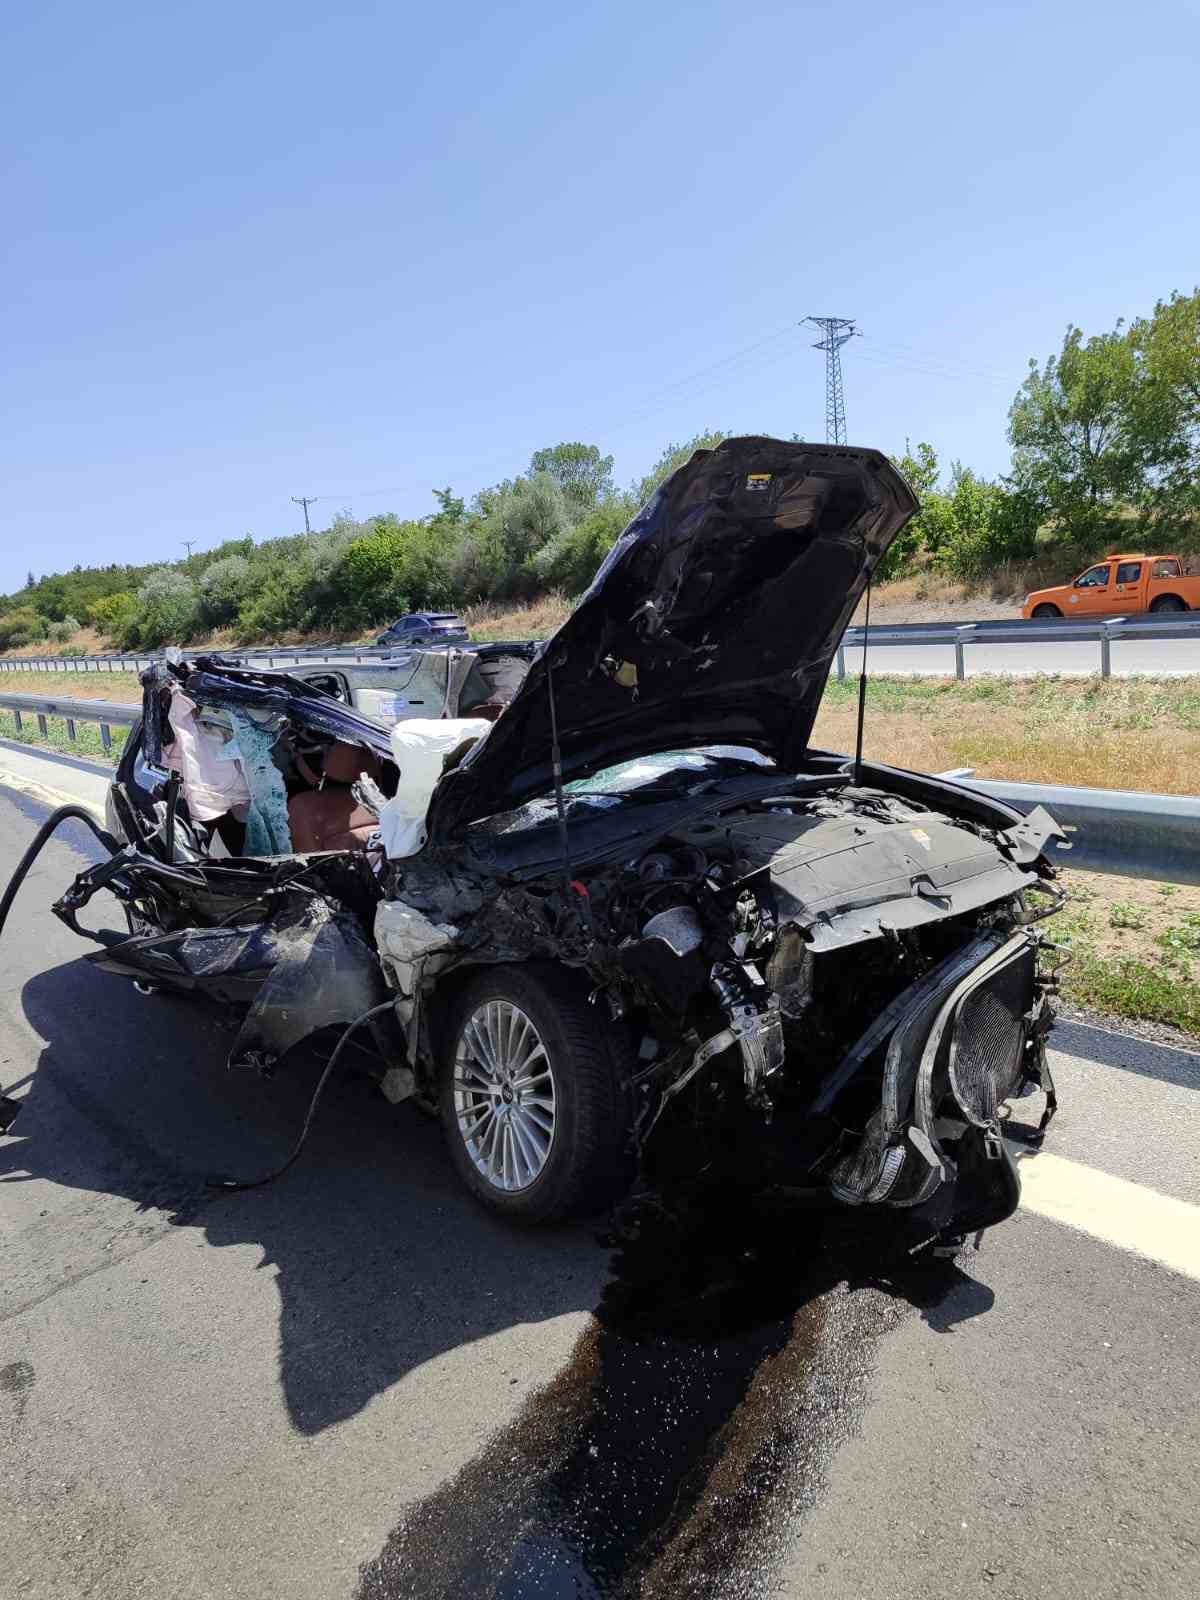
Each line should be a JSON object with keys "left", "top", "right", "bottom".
{"left": 427, "top": 438, "right": 917, "bottom": 843}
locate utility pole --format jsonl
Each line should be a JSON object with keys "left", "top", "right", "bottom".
{"left": 292, "top": 495, "right": 318, "bottom": 533}
{"left": 181, "top": 540, "right": 196, "bottom": 558}
{"left": 804, "top": 317, "right": 858, "bottom": 444}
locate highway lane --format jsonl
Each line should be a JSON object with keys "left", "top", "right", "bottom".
{"left": 855, "top": 633, "right": 1200, "bottom": 677}
{"left": 0, "top": 779, "right": 1198, "bottom": 1600}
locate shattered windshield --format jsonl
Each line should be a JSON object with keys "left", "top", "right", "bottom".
{"left": 564, "top": 745, "right": 775, "bottom": 800}
{"left": 462, "top": 746, "right": 779, "bottom": 849}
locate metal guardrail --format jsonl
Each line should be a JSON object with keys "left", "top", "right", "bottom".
{"left": 953, "top": 775, "right": 1200, "bottom": 886}
{"left": 2, "top": 610, "right": 1200, "bottom": 681}
{"left": 1, "top": 692, "right": 1197, "bottom": 885}
{"left": 835, "top": 612, "right": 1200, "bottom": 680}
{"left": 0, "top": 692, "right": 139, "bottom": 754}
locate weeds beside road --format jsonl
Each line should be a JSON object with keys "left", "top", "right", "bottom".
{"left": 1053, "top": 870, "right": 1200, "bottom": 1038}
{"left": 813, "top": 675, "right": 1200, "bottom": 795}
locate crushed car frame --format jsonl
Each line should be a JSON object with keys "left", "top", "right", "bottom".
{"left": 9, "top": 439, "right": 1065, "bottom": 1242}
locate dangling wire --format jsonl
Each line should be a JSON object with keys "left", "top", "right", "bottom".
{"left": 205, "top": 999, "right": 397, "bottom": 1191}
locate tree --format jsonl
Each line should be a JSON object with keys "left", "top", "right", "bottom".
{"left": 529, "top": 498, "right": 635, "bottom": 593}
{"left": 527, "top": 443, "right": 614, "bottom": 515}
{"left": 633, "top": 431, "right": 728, "bottom": 505}
{"left": 431, "top": 486, "right": 465, "bottom": 525}
{"left": 1007, "top": 323, "right": 1145, "bottom": 540}
{"left": 199, "top": 555, "right": 252, "bottom": 625}
{"left": 453, "top": 472, "right": 572, "bottom": 599}
{"left": 136, "top": 569, "right": 203, "bottom": 647}
{"left": 1129, "top": 288, "right": 1200, "bottom": 515}
{"left": 878, "top": 442, "right": 943, "bottom": 579}
{"left": 87, "top": 591, "right": 139, "bottom": 645}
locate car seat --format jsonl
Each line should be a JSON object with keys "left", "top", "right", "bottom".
{"left": 287, "top": 740, "right": 383, "bottom": 853}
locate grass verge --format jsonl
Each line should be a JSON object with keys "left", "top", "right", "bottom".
{"left": 1050, "top": 869, "right": 1200, "bottom": 1038}
{"left": 812, "top": 674, "right": 1200, "bottom": 794}
{"left": 0, "top": 708, "right": 127, "bottom": 765}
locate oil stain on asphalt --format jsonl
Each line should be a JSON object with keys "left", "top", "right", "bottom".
{"left": 356, "top": 1193, "right": 991, "bottom": 1599}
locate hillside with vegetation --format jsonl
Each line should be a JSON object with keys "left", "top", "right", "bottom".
{"left": 2, "top": 288, "right": 1197, "bottom": 655}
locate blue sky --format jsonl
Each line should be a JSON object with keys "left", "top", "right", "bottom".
{"left": 2, "top": 0, "right": 1197, "bottom": 593}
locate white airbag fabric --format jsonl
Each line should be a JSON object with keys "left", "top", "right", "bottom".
{"left": 378, "top": 717, "right": 492, "bottom": 858}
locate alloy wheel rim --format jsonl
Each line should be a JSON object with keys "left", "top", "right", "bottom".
{"left": 453, "top": 1000, "right": 557, "bottom": 1192}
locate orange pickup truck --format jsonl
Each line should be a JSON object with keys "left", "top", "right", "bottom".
{"left": 1022, "top": 554, "right": 1200, "bottom": 619}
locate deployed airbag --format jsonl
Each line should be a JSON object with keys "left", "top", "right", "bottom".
{"left": 378, "top": 718, "right": 493, "bottom": 858}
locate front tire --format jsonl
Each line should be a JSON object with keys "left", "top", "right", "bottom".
{"left": 439, "top": 965, "right": 634, "bottom": 1223}
{"left": 1030, "top": 604, "right": 1061, "bottom": 619}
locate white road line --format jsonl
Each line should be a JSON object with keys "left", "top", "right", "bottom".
{"left": 0, "top": 750, "right": 107, "bottom": 820}
{"left": 1012, "top": 1145, "right": 1200, "bottom": 1283}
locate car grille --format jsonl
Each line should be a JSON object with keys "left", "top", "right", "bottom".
{"left": 947, "top": 942, "right": 1033, "bottom": 1126}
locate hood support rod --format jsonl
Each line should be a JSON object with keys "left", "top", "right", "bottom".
{"left": 853, "top": 576, "right": 872, "bottom": 785}
{"left": 545, "top": 656, "right": 574, "bottom": 898}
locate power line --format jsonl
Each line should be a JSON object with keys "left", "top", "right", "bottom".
{"left": 307, "top": 326, "right": 800, "bottom": 505}
{"left": 804, "top": 316, "right": 858, "bottom": 444}
{"left": 291, "top": 495, "right": 319, "bottom": 533}
{"left": 856, "top": 336, "right": 1013, "bottom": 387}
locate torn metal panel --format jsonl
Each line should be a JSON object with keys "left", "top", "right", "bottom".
{"left": 228, "top": 899, "right": 388, "bottom": 1070}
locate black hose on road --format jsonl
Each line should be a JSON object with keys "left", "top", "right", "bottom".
{"left": 0, "top": 804, "right": 121, "bottom": 1129}
{"left": 205, "top": 999, "right": 398, "bottom": 1192}
{"left": 0, "top": 803, "right": 119, "bottom": 943}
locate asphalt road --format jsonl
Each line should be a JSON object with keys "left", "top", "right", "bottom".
{"left": 1, "top": 770, "right": 1198, "bottom": 1600}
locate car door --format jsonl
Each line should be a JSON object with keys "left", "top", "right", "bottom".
{"left": 1112, "top": 560, "right": 1144, "bottom": 612}
{"left": 1068, "top": 562, "right": 1115, "bottom": 616}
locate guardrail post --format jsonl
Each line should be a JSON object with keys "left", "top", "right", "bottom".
{"left": 1100, "top": 617, "right": 1125, "bottom": 680}
{"left": 37, "top": 713, "right": 48, "bottom": 736}
{"left": 12, "top": 708, "right": 21, "bottom": 731}
{"left": 836, "top": 644, "right": 846, "bottom": 682}
{"left": 100, "top": 722, "right": 112, "bottom": 753}
{"left": 66, "top": 717, "right": 76, "bottom": 742}
{"left": 954, "top": 624, "right": 975, "bottom": 680}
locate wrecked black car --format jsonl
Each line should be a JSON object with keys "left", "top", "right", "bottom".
{"left": 16, "top": 439, "right": 1065, "bottom": 1240}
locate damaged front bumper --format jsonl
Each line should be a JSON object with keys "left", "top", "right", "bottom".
{"left": 821, "top": 930, "right": 1054, "bottom": 1234}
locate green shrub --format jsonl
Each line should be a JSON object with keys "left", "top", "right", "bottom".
{"left": 87, "top": 591, "right": 140, "bottom": 647}
{"left": 529, "top": 499, "right": 632, "bottom": 592}
{"left": 136, "top": 569, "right": 203, "bottom": 648}
{"left": 199, "top": 555, "right": 252, "bottom": 626}
{"left": 0, "top": 606, "right": 48, "bottom": 650}
{"left": 333, "top": 517, "right": 455, "bottom": 625}
{"left": 46, "top": 613, "right": 82, "bottom": 644}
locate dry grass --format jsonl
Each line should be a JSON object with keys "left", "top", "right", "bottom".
{"left": 812, "top": 675, "right": 1200, "bottom": 795}
{"left": 3, "top": 669, "right": 1198, "bottom": 795}
{"left": 0, "top": 669, "right": 143, "bottom": 702}
{"left": 463, "top": 591, "right": 574, "bottom": 641}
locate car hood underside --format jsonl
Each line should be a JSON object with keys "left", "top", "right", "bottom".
{"left": 427, "top": 438, "right": 917, "bottom": 841}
